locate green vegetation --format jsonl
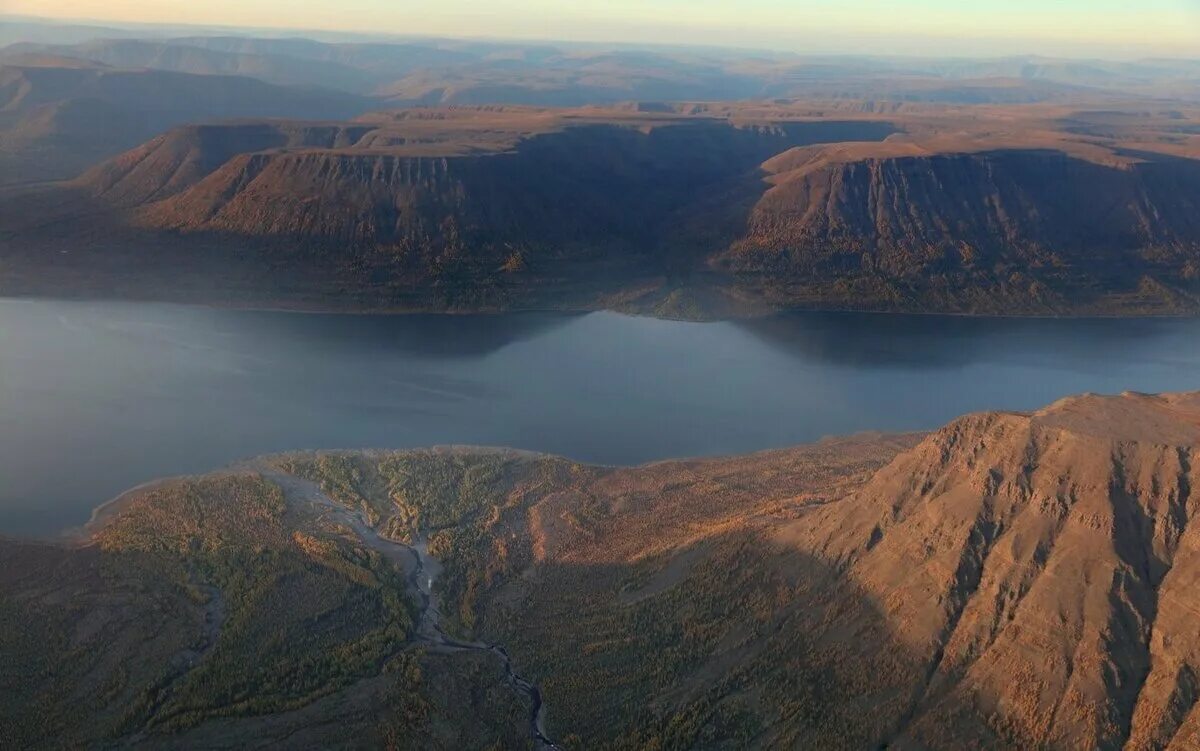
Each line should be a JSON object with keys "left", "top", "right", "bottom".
{"left": 96, "top": 475, "right": 415, "bottom": 733}
{"left": 0, "top": 471, "right": 533, "bottom": 747}
{"left": 276, "top": 445, "right": 926, "bottom": 749}
{"left": 2, "top": 440, "right": 920, "bottom": 749}
{"left": 282, "top": 451, "right": 587, "bottom": 635}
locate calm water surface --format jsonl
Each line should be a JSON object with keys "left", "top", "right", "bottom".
{"left": 3, "top": 297, "right": 1199, "bottom": 536}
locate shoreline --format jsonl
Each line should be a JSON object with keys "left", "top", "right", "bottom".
{"left": 66, "top": 475, "right": 197, "bottom": 546}
{"left": 17, "top": 437, "right": 890, "bottom": 547}
{"left": 2, "top": 291, "right": 1200, "bottom": 324}
{"left": 0, "top": 431, "right": 981, "bottom": 547}
{"left": 13, "top": 386, "right": 1198, "bottom": 547}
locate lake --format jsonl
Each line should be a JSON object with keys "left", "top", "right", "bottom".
{"left": 3, "top": 297, "right": 1199, "bottom": 537}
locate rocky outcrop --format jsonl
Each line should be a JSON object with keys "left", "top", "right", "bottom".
{"left": 786, "top": 392, "right": 1200, "bottom": 748}
{"left": 6, "top": 102, "right": 1200, "bottom": 315}
{"left": 77, "top": 117, "right": 898, "bottom": 269}
{"left": 719, "top": 147, "right": 1200, "bottom": 312}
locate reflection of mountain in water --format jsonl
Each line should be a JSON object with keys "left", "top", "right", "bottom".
{"left": 738, "top": 312, "right": 1200, "bottom": 371}
{"left": 212, "top": 310, "right": 581, "bottom": 407}
{"left": 227, "top": 309, "right": 577, "bottom": 360}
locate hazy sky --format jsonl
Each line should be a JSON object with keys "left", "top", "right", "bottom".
{"left": 8, "top": 0, "right": 1200, "bottom": 57}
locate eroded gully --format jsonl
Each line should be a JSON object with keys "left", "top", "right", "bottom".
{"left": 262, "top": 471, "right": 561, "bottom": 750}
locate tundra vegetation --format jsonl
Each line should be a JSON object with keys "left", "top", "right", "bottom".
{"left": 4, "top": 392, "right": 1200, "bottom": 749}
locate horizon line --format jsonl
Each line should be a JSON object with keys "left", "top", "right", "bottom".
{"left": 4, "top": 11, "right": 1198, "bottom": 64}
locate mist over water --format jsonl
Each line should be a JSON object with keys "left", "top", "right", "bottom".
{"left": 3, "top": 297, "right": 1199, "bottom": 537}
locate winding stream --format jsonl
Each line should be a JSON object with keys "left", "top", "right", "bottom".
{"left": 264, "top": 471, "right": 561, "bottom": 749}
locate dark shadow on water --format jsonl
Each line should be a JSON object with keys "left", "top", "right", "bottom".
{"left": 214, "top": 309, "right": 580, "bottom": 360}
{"left": 737, "top": 311, "right": 1200, "bottom": 370}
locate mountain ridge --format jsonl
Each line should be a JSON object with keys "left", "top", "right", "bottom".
{"left": 0, "top": 61, "right": 375, "bottom": 185}
{"left": 5, "top": 102, "right": 1197, "bottom": 317}
{"left": 3, "top": 391, "right": 1199, "bottom": 748}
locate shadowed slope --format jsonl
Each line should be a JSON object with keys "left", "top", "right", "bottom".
{"left": 782, "top": 392, "right": 1200, "bottom": 748}
{"left": 3, "top": 393, "right": 1200, "bottom": 747}
{"left": 4, "top": 99, "right": 1200, "bottom": 315}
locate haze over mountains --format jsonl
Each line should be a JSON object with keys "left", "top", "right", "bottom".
{"left": 1, "top": 18, "right": 1199, "bottom": 316}
{"left": 6, "top": 28, "right": 1200, "bottom": 102}
{"left": 0, "top": 61, "right": 371, "bottom": 183}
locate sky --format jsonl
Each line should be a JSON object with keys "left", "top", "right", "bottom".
{"left": 6, "top": 0, "right": 1200, "bottom": 58}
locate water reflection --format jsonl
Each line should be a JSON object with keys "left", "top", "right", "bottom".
{"left": 2, "top": 298, "right": 1198, "bottom": 537}
{"left": 738, "top": 311, "right": 1198, "bottom": 371}
{"left": 216, "top": 308, "right": 577, "bottom": 359}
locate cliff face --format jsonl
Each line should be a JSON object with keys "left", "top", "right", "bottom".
{"left": 440, "top": 391, "right": 1200, "bottom": 748}
{"left": 78, "top": 118, "right": 899, "bottom": 276}
{"left": 267, "top": 391, "right": 1200, "bottom": 749}
{"left": 8, "top": 103, "right": 1200, "bottom": 315}
{"left": 784, "top": 392, "right": 1200, "bottom": 748}
{"left": 720, "top": 148, "right": 1200, "bottom": 312}
{"left": 81, "top": 123, "right": 379, "bottom": 205}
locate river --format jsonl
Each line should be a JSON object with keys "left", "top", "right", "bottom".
{"left": 266, "top": 469, "right": 561, "bottom": 748}
{"left": 3, "top": 297, "right": 1199, "bottom": 536}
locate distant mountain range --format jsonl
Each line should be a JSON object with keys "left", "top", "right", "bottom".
{"left": 1, "top": 26, "right": 1198, "bottom": 316}
{"left": 0, "top": 61, "right": 372, "bottom": 183}
{"left": 6, "top": 35, "right": 1199, "bottom": 105}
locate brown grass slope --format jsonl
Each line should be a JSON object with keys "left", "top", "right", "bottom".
{"left": 2, "top": 392, "right": 1200, "bottom": 747}
{"left": 282, "top": 392, "right": 1200, "bottom": 749}
{"left": 780, "top": 392, "right": 1200, "bottom": 748}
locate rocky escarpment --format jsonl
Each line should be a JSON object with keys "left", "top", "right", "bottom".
{"left": 719, "top": 147, "right": 1200, "bottom": 313}
{"left": 270, "top": 390, "right": 1200, "bottom": 749}
{"left": 80, "top": 122, "right": 379, "bottom": 205}
{"left": 786, "top": 391, "right": 1200, "bottom": 749}
{"left": 6, "top": 101, "right": 1200, "bottom": 315}
{"left": 73, "top": 117, "right": 898, "bottom": 291}
{"left": 430, "top": 391, "right": 1200, "bottom": 748}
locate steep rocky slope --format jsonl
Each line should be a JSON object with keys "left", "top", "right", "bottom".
{"left": 54, "top": 112, "right": 897, "bottom": 310}
{"left": 81, "top": 122, "right": 379, "bottom": 206}
{"left": 3, "top": 102, "right": 1199, "bottom": 315}
{"left": 718, "top": 144, "right": 1200, "bottom": 313}
{"left": 784, "top": 391, "right": 1200, "bottom": 748}
{"left": 386, "top": 391, "right": 1197, "bottom": 749}
{"left": 125, "top": 120, "right": 884, "bottom": 245}
{"left": 2, "top": 392, "right": 1198, "bottom": 747}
